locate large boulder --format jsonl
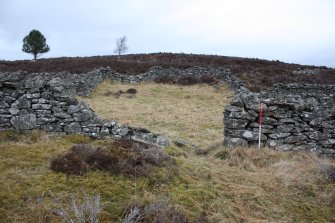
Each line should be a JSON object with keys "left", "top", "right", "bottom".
{"left": 11, "top": 114, "right": 37, "bottom": 130}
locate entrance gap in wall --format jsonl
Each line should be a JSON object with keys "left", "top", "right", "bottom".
{"left": 78, "top": 80, "right": 234, "bottom": 149}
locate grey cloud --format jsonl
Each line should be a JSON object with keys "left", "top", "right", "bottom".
{"left": 0, "top": 0, "right": 334, "bottom": 67}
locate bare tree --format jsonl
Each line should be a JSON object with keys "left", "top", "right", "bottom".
{"left": 114, "top": 36, "right": 128, "bottom": 60}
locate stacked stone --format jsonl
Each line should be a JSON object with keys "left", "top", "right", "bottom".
{"left": 84, "top": 66, "right": 243, "bottom": 90}
{"left": 292, "top": 68, "right": 321, "bottom": 75}
{"left": 1, "top": 65, "right": 241, "bottom": 147}
{"left": 1, "top": 66, "right": 244, "bottom": 97}
{"left": 0, "top": 70, "right": 169, "bottom": 146}
{"left": 224, "top": 85, "right": 335, "bottom": 157}
{"left": 133, "top": 66, "right": 244, "bottom": 90}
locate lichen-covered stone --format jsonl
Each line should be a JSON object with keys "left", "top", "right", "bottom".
{"left": 320, "top": 139, "right": 335, "bottom": 146}
{"left": 310, "top": 118, "right": 324, "bottom": 127}
{"left": 242, "top": 130, "right": 267, "bottom": 141}
{"left": 284, "top": 135, "right": 307, "bottom": 144}
{"left": 227, "top": 111, "right": 256, "bottom": 121}
{"left": 304, "top": 131, "right": 328, "bottom": 141}
{"left": 224, "top": 137, "right": 248, "bottom": 147}
{"left": 225, "top": 119, "right": 249, "bottom": 129}
{"left": 42, "top": 124, "right": 62, "bottom": 132}
{"left": 262, "top": 117, "right": 278, "bottom": 125}
{"left": 278, "top": 118, "right": 296, "bottom": 124}
{"left": 11, "top": 114, "right": 37, "bottom": 130}
{"left": 32, "top": 104, "right": 52, "bottom": 110}
{"left": 67, "top": 103, "right": 86, "bottom": 114}
{"left": 64, "top": 122, "right": 82, "bottom": 133}
{"left": 276, "top": 124, "right": 294, "bottom": 133}
{"left": 9, "top": 107, "right": 19, "bottom": 115}
{"left": 225, "top": 106, "right": 243, "bottom": 113}
{"left": 53, "top": 112, "right": 72, "bottom": 119}
{"left": 37, "top": 117, "right": 57, "bottom": 125}
{"left": 73, "top": 109, "right": 93, "bottom": 122}
{"left": 268, "top": 133, "right": 291, "bottom": 139}
{"left": 12, "top": 97, "right": 31, "bottom": 109}
{"left": 156, "top": 135, "right": 170, "bottom": 147}
{"left": 267, "top": 140, "right": 284, "bottom": 148}
{"left": 0, "top": 101, "right": 9, "bottom": 108}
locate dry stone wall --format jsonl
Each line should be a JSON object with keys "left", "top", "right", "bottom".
{"left": 224, "top": 84, "right": 335, "bottom": 157}
{"left": 4, "top": 65, "right": 333, "bottom": 156}
{"left": 0, "top": 66, "right": 239, "bottom": 146}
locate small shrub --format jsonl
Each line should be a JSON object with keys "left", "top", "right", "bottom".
{"left": 111, "top": 139, "right": 173, "bottom": 166}
{"left": 71, "top": 144, "right": 97, "bottom": 159}
{"left": 105, "top": 89, "right": 139, "bottom": 98}
{"left": 50, "top": 192, "right": 101, "bottom": 223}
{"left": 176, "top": 75, "right": 198, "bottom": 85}
{"left": 126, "top": 88, "right": 137, "bottom": 94}
{"left": 104, "top": 91, "right": 114, "bottom": 96}
{"left": 120, "top": 201, "right": 190, "bottom": 223}
{"left": 50, "top": 151, "right": 89, "bottom": 175}
{"left": 86, "top": 148, "right": 122, "bottom": 174}
{"left": 154, "top": 75, "right": 175, "bottom": 84}
{"left": 111, "top": 138, "right": 156, "bottom": 151}
{"left": 198, "top": 74, "right": 217, "bottom": 85}
{"left": 50, "top": 139, "right": 174, "bottom": 177}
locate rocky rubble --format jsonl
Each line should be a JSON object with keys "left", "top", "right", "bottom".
{"left": 224, "top": 84, "right": 335, "bottom": 157}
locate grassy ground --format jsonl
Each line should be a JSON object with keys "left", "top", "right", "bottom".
{"left": 0, "top": 130, "right": 334, "bottom": 222}
{"left": 79, "top": 81, "right": 234, "bottom": 148}
{"left": 1, "top": 83, "right": 335, "bottom": 222}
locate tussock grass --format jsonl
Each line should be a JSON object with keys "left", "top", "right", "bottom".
{"left": 79, "top": 81, "right": 234, "bottom": 148}
{"left": 1, "top": 83, "right": 335, "bottom": 222}
{"left": 0, "top": 130, "right": 334, "bottom": 222}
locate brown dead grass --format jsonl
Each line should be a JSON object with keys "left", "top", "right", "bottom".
{"left": 179, "top": 146, "right": 335, "bottom": 222}
{"left": 79, "top": 81, "right": 234, "bottom": 148}
{"left": 0, "top": 130, "right": 334, "bottom": 222}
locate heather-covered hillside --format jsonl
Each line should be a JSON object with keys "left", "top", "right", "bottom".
{"left": 1, "top": 53, "right": 334, "bottom": 91}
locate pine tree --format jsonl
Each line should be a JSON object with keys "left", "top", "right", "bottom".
{"left": 22, "top": 29, "right": 50, "bottom": 60}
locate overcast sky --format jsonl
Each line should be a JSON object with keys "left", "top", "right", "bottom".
{"left": 1, "top": 0, "right": 334, "bottom": 67}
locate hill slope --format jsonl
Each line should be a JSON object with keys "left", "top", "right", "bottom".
{"left": 1, "top": 53, "right": 335, "bottom": 91}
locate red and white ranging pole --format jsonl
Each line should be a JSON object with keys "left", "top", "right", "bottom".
{"left": 258, "top": 102, "right": 262, "bottom": 149}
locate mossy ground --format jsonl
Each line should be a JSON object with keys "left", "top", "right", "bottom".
{"left": 1, "top": 83, "right": 335, "bottom": 222}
